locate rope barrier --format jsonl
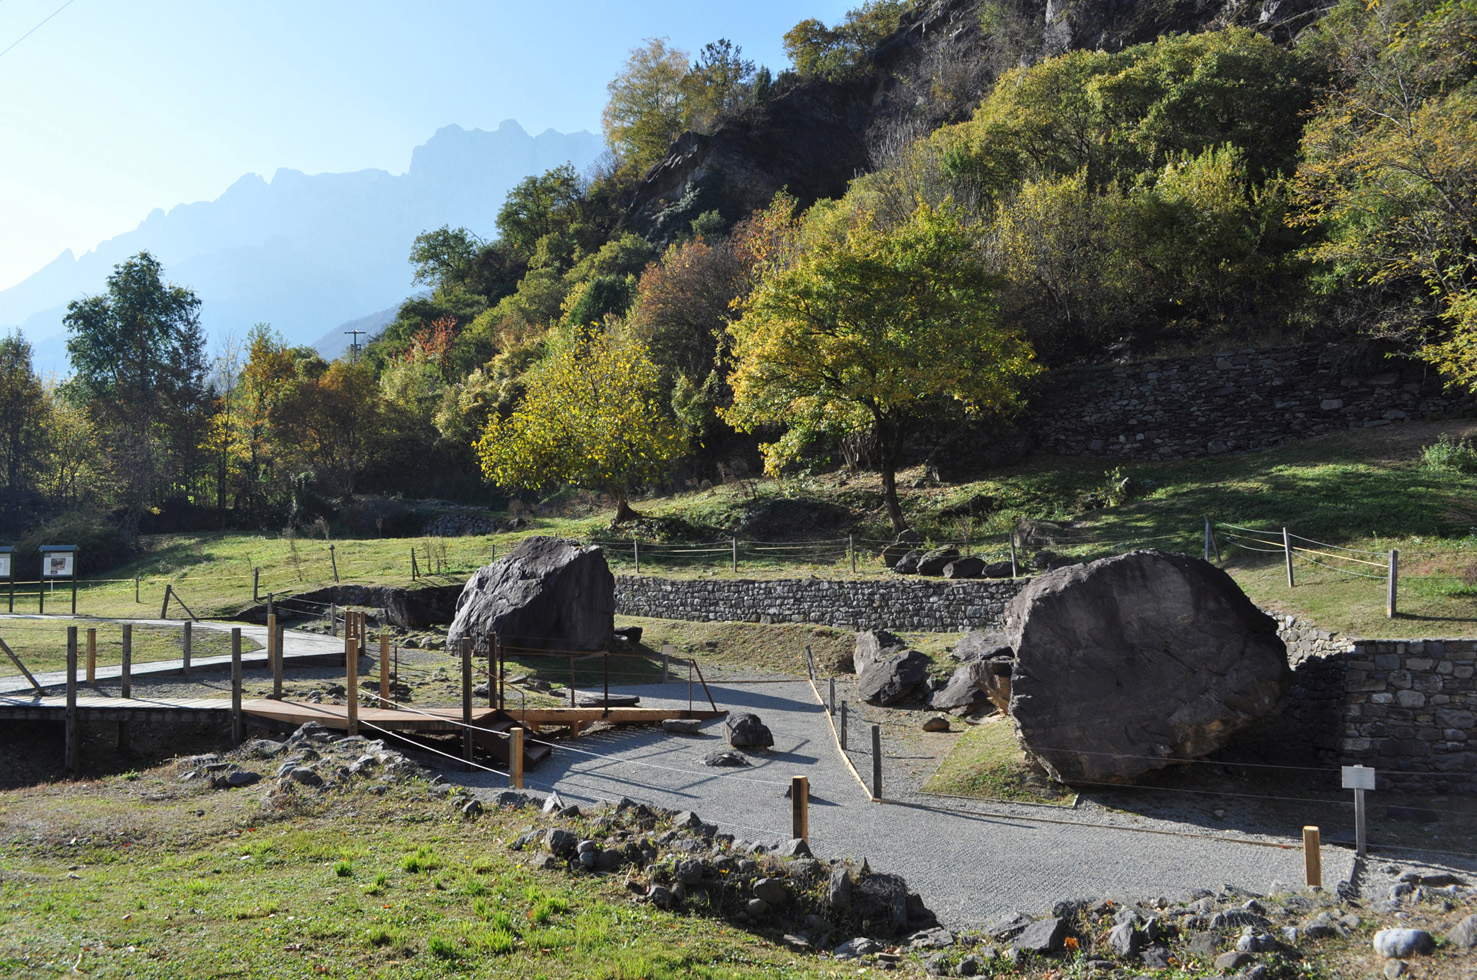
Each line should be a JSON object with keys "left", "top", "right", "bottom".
{"left": 1287, "top": 532, "right": 1388, "bottom": 558}
{"left": 1297, "top": 554, "right": 1387, "bottom": 581}
{"left": 1289, "top": 544, "right": 1388, "bottom": 569}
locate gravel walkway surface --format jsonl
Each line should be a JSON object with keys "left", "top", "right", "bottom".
{"left": 456, "top": 672, "right": 1353, "bottom": 928}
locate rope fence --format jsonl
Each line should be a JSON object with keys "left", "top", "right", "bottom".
{"left": 1209, "top": 518, "right": 1405, "bottom": 618}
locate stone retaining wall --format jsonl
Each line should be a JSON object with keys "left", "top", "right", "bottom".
{"left": 1031, "top": 343, "right": 1473, "bottom": 459}
{"left": 614, "top": 574, "right": 1024, "bottom": 631}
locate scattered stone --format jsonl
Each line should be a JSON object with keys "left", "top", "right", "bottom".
{"left": 943, "top": 557, "right": 985, "bottom": 579}
{"left": 1216, "top": 951, "right": 1255, "bottom": 971}
{"left": 224, "top": 770, "right": 261, "bottom": 788}
{"left": 745, "top": 898, "right": 768, "bottom": 916}
{"left": 240, "top": 739, "right": 285, "bottom": 759}
{"left": 1444, "top": 914, "right": 1477, "bottom": 949}
{"left": 856, "top": 643, "right": 931, "bottom": 705}
{"left": 916, "top": 547, "right": 961, "bottom": 577}
{"left": 893, "top": 550, "right": 923, "bottom": 575}
{"left": 908, "top": 927, "right": 954, "bottom": 950}
{"left": 774, "top": 838, "right": 812, "bottom": 858}
{"left": 833, "top": 937, "right": 881, "bottom": 960}
{"left": 660, "top": 718, "right": 706, "bottom": 736}
{"left": 726, "top": 713, "right": 774, "bottom": 749}
{"left": 921, "top": 716, "right": 951, "bottom": 732}
{"left": 956, "top": 954, "right": 985, "bottom": 976}
{"left": 753, "top": 877, "right": 789, "bottom": 905}
{"left": 288, "top": 767, "right": 323, "bottom": 788}
{"left": 1139, "top": 945, "right": 1172, "bottom": 968}
{"left": 1108, "top": 921, "right": 1144, "bottom": 958}
{"left": 460, "top": 799, "right": 483, "bottom": 818}
{"left": 1012, "top": 917, "right": 1068, "bottom": 954}
{"left": 704, "top": 750, "right": 751, "bottom": 768}
{"left": 545, "top": 829, "right": 577, "bottom": 857}
{"left": 1373, "top": 929, "right": 1435, "bottom": 958}
{"left": 1384, "top": 961, "right": 1408, "bottom": 979}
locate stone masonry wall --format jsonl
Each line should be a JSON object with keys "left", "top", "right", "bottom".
{"left": 1031, "top": 343, "right": 1473, "bottom": 459}
{"left": 614, "top": 574, "right": 1025, "bottom": 632}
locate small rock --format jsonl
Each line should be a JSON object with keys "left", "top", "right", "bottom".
{"left": 545, "top": 829, "right": 577, "bottom": 857}
{"left": 224, "top": 770, "right": 261, "bottom": 788}
{"left": 922, "top": 716, "right": 951, "bottom": 732}
{"left": 288, "top": 768, "right": 323, "bottom": 787}
{"left": 704, "top": 751, "right": 750, "bottom": 767}
{"left": 1444, "top": 914, "right": 1477, "bottom": 949}
{"left": 646, "top": 884, "right": 674, "bottom": 909}
{"left": 745, "top": 898, "right": 768, "bottom": 916}
{"left": 782, "top": 934, "right": 811, "bottom": 952}
{"left": 726, "top": 713, "right": 774, "bottom": 749}
{"left": 1013, "top": 916, "right": 1068, "bottom": 954}
{"left": 1139, "top": 945, "right": 1171, "bottom": 968}
{"left": 577, "top": 851, "right": 598, "bottom": 869}
{"left": 908, "top": 927, "right": 954, "bottom": 950}
{"left": 661, "top": 718, "right": 705, "bottom": 736}
{"left": 1384, "top": 961, "right": 1408, "bottom": 979}
{"left": 774, "top": 837, "right": 811, "bottom": 858}
{"left": 671, "top": 811, "right": 702, "bottom": 828}
{"left": 833, "top": 937, "right": 880, "bottom": 960}
{"left": 1215, "top": 951, "right": 1255, "bottom": 971}
{"left": 1373, "top": 929, "right": 1435, "bottom": 958}
{"left": 957, "top": 954, "right": 984, "bottom": 976}
{"left": 1108, "top": 921, "right": 1143, "bottom": 957}
{"left": 753, "top": 878, "right": 789, "bottom": 906}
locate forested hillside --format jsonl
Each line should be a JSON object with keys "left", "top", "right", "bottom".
{"left": 2, "top": 0, "right": 1473, "bottom": 568}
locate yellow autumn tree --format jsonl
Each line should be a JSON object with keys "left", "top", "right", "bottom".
{"left": 722, "top": 201, "right": 1039, "bottom": 531}
{"left": 475, "top": 329, "right": 688, "bottom": 522}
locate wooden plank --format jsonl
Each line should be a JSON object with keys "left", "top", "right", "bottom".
{"left": 0, "top": 636, "right": 42, "bottom": 694}
{"left": 504, "top": 707, "right": 726, "bottom": 724}
{"left": 64, "top": 627, "right": 78, "bottom": 773}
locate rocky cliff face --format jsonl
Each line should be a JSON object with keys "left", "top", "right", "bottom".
{"left": 624, "top": 0, "right": 1325, "bottom": 242}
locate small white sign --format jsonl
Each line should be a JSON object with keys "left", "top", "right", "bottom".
{"left": 42, "top": 553, "right": 74, "bottom": 578}
{"left": 1342, "top": 765, "right": 1376, "bottom": 791}
{"left": 0, "top": 554, "right": 9, "bottom": 578}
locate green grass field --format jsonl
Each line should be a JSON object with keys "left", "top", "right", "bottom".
{"left": 0, "top": 618, "right": 260, "bottom": 676}
{"left": 25, "top": 419, "right": 1477, "bottom": 640}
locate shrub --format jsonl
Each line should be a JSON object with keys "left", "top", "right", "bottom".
{"left": 1420, "top": 434, "right": 1477, "bottom": 474}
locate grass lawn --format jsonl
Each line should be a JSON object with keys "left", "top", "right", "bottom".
{"left": 920, "top": 717, "right": 1076, "bottom": 807}
{"left": 0, "top": 618, "right": 260, "bottom": 676}
{"left": 32, "top": 419, "right": 1477, "bottom": 640}
{"left": 0, "top": 757, "right": 867, "bottom": 979}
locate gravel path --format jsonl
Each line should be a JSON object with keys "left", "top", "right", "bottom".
{"left": 456, "top": 673, "right": 1353, "bottom": 928}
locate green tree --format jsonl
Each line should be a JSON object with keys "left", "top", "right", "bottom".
{"left": 602, "top": 38, "right": 691, "bottom": 174}
{"left": 0, "top": 332, "right": 46, "bottom": 491}
{"left": 723, "top": 202, "right": 1039, "bottom": 531}
{"left": 1293, "top": 0, "right": 1477, "bottom": 378}
{"left": 684, "top": 39, "right": 756, "bottom": 130}
{"left": 495, "top": 164, "right": 587, "bottom": 262}
{"left": 409, "top": 226, "right": 485, "bottom": 290}
{"left": 783, "top": 1, "right": 911, "bottom": 81}
{"left": 475, "top": 329, "right": 687, "bottom": 523}
{"left": 63, "top": 252, "right": 208, "bottom": 530}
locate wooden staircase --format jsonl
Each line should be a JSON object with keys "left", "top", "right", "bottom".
{"left": 473, "top": 710, "right": 551, "bottom": 769}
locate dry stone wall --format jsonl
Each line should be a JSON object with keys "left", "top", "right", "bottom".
{"left": 614, "top": 574, "right": 1024, "bottom": 631}
{"left": 1031, "top": 343, "right": 1474, "bottom": 459}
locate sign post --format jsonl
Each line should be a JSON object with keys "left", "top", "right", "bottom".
{"left": 0, "top": 546, "right": 12, "bottom": 613}
{"left": 1342, "top": 765, "right": 1375, "bottom": 857}
{"left": 39, "top": 545, "right": 78, "bottom": 615}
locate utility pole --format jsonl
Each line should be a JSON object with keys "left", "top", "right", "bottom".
{"left": 344, "top": 329, "right": 366, "bottom": 361}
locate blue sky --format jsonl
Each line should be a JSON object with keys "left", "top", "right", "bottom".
{"left": 0, "top": 0, "right": 852, "bottom": 290}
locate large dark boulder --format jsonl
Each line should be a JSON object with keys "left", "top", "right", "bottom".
{"left": 726, "top": 713, "right": 774, "bottom": 749}
{"left": 447, "top": 536, "right": 614, "bottom": 652}
{"left": 1005, "top": 550, "right": 1289, "bottom": 783}
{"left": 855, "top": 631, "right": 931, "bottom": 705}
{"left": 942, "top": 556, "right": 984, "bottom": 579}
{"left": 916, "top": 547, "right": 960, "bottom": 576}
{"left": 951, "top": 629, "right": 1013, "bottom": 663}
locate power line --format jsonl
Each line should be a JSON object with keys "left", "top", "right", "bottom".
{"left": 0, "top": 0, "right": 79, "bottom": 61}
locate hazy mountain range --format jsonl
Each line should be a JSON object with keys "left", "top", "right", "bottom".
{"left": 2, "top": 120, "right": 603, "bottom": 374}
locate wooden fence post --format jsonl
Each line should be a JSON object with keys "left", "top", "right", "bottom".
{"left": 1008, "top": 533, "right": 1018, "bottom": 578}
{"left": 731, "top": 537, "right": 738, "bottom": 573}
{"left": 1303, "top": 825, "right": 1322, "bottom": 888}
{"left": 849, "top": 535, "right": 857, "bottom": 573}
{"left": 120, "top": 625, "right": 132, "bottom": 700}
{"left": 1387, "top": 549, "right": 1399, "bottom": 619}
{"left": 65, "top": 626, "right": 78, "bottom": 774}
{"left": 252, "top": 567, "right": 260, "bottom": 601}
{"left": 828, "top": 676, "right": 836, "bottom": 715}
{"left": 160, "top": 583, "right": 172, "bottom": 619}
{"left": 181, "top": 620, "right": 192, "bottom": 675}
{"left": 870, "top": 724, "right": 882, "bottom": 801}
{"left": 410, "top": 547, "right": 419, "bottom": 580}
{"left": 461, "top": 638, "right": 474, "bottom": 769}
{"left": 840, "top": 701, "right": 848, "bottom": 750}
{"left": 329, "top": 544, "right": 339, "bottom": 583}
{"left": 134, "top": 576, "right": 139, "bottom": 604}
{"left": 1283, "top": 527, "right": 1296, "bottom": 588}
{"left": 791, "top": 775, "right": 810, "bottom": 842}
{"left": 274, "top": 624, "right": 285, "bottom": 697}
{"left": 267, "top": 612, "right": 281, "bottom": 698}
{"left": 230, "top": 627, "right": 244, "bottom": 745}
{"left": 70, "top": 575, "right": 76, "bottom": 615}
{"left": 85, "top": 628, "right": 96, "bottom": 684}
{"left": 345, "top": 615, "right": 359, "bottom": 737}
{"left": 632, "top": 538, "right": 640, "bottom": 574}
{"left": 510, "top": 727, "right": 524, "bottom": 790}
{"left": 379, "top": 633, "right": 390, "bottom": 703}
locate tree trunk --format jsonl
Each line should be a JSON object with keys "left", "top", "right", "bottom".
{"left": 879, "top": 463, "right": 906, "bottom": 533}
{"left": 612, "top": 497, "right": 643, "bottom": 525}
{"left": 871, "top": 410, "right": 908, "bottom": 533}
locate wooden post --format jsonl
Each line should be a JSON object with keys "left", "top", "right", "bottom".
{"left": 660, "top": 643, "right": 672, "bottom": 683}
{"left": 329, "top": 544, "right": 339, "bottom": 583}
{"left": 38, "top": 574, "right": 43, "bottom": 615}
{"left": 65, "top": 626, "right": 78, "bottom": 774}
{"left": 510, "top": 727, "right": 524, "bottom": 789}
{"left": 379, "top": 634, "right": 390, "bottom": 703}
{"left": 330, "top": 603, "right": 337, "bottom": 637}
{"left": 870, "top": 724, "right": 882, "bottom": 801}
{"left": 731, "top": 537, "right": 738, "bottom": 573}
{"left": 410, "top": 547, "right": 419, "bottom": 580}
{"left": 85, "top": 628, "right": 96, "bottom": 684}
{"left": 1355, "top": 786, "right": 1369, "bottom": 857}
{"left": 632, "top": 538, "right": 640, "bottom": 574}
{"left": 840, "top": 700, "right": 848, "bottom": 750}
{"left": 133, "top": 576, "right": 139, "bottom": 604}
{"left": 345, "top": 616, "right": 359, "bottom": 737}
{"left": 1387, "top": 549, "right": 1399, "bottom": 619}
{"left": 230, "top": 628, "right": 244, "bottom": 745}
{"left": 182, "top": 620, "right": 192, "bottom": 674}
{"left": 160, "top": 583, "right": 171, "bottom": 619}
{"left": 493, "top": 636, "right": 503, "bottom": 710}
{"left": 120, "top": 625, "right": 132, "bottom": 700}
{"left": 1203, "top": 516, "right": 1213, "bottom": 562}
{"left": 1302, "top": 825, "right": 1322, "bottom": 888}
{"left": 849, "top": 534, "right": 856, "bottom": 573}
{"left": 7, "top": 576, "right": 13, "bottom": 612}
{"left": 70, "top": 575, "right": 76, "bottom": 615}
{"left": 828, "top": 676, "right": 836, "bottom": 714}
{"left": 460, "top": 638, "right": 474, "bottom": 769}
{"left": 266, "top": 613, "right": 280, "bottom": 697}
{"left": 791, "top": 775, "right": 809, "bottom": 842}
{"left": 569, "top": 654, "right": 576, "bottom": 707}
{"left": 1283, "top": 527, "right": 1296, "bottom": 588}
{"left": 252, "top": 567, "right": 260, "bottom": 602}
{"left": 1008, "top": 533, "right": 1018, "bottom": 578}
{"left": 342, "top": 611, "right": 353, "bottom": 667}
{"left": 602, "top": 649, "right": 610, "bottom": 715}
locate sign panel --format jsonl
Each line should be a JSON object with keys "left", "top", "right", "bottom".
{"left": 0, "top": 553, "right": 9, "bottom": 578}
{"left": 42, "top": 552, "right": 74, "bottom": 578}
{"left": 1341, "top": 765, "right": 1376, "bottom": 791}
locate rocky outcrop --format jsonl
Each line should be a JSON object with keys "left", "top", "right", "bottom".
{"left": 1005, "top": 550, "right": 1289, "bottom": 783}
{"left": 447, "top": 536, "right": 615, "bottom": 652}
